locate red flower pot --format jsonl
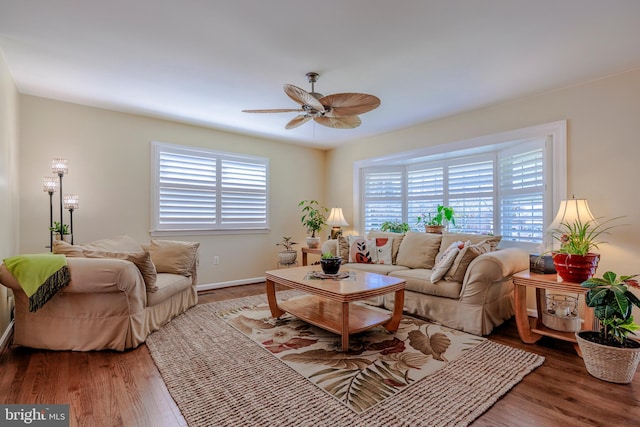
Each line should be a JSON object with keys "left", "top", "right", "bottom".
{"left": 552, "top": 252, "right": 600, "bottom": 283}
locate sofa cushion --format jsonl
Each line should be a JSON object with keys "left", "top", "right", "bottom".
{"left": 367, "top": 231, "right": 404, "bottom": 264}
{"left": 436, "top": 232, "right": 501, "bottom": 260}
{"left": 395, "top": 231, "right": 442, "bottom": 269}
{"left": 389, "top": 269, "right": 463, "bottom": 299}
{"left": 53, "top": 235, "right": 145, "bottom": 255}
{"left": 146, "top": 272, "right": 193, "bottom": 306}
{"left": 150, "top": 239, "right": 199, "bottom": 276}
{"left": 82, "top": 249, "right": 158, "bottom": 292}
{"left": 343, "top": 263, "right": 409, "bottom": 275}
{"left": 431, "top": 241, "right": 462, "bottom": 282}
{"left": 445, "top": 240, "right": 492, "bottom": 282}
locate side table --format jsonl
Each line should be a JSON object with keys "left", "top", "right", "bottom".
{"left": 301, "top": 247, "right": 322, "bottom": 266}
{"left": 513, "top": 271, "right": 596, "bottom": 356}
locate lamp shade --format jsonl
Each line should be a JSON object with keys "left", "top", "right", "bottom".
{"left": 42, "top": 176, "right": 57, "bottom": 193}
{"left": 52, "top": 158, "right": 68, "bottom": 175}
{"left": 63, "top": 194, "right": 79, "bottom": 210}
{"left": 327, "top": 207, "right": 349, "bottom": 226}
{"left": 547, "top": 198, "right": 596, "bottom": 232}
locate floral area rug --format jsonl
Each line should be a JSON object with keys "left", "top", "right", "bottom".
{"left": 217, "top": 299, "right": 485, "bottom": 413}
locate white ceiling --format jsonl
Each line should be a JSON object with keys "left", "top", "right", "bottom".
{"left": 2, "top": 1, "right": 640, "bottom": 149}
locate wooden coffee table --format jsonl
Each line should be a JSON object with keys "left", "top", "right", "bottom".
{"left": 265, "top": 266, "right": 406, "bottom": 351}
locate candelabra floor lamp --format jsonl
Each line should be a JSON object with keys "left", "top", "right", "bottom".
{"left": 42, "top": 177, "right": 57, "bottom": 252}
{"left": 45, "top": 158, "right": 78, "bottom": 249}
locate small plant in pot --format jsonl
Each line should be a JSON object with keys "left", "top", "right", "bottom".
{"left": 299, "top": 200, "right": 328, "bottom": 249}
{"left": 320, "top": 252, "right": 342, "bottom": 275}
{"left": 416, "top": 205, "right": 456, "bottom": 234}
{"left": 577, "top": 272, "right": 640, "bottom": 383}
{"left": 49, "top": 221, "right": 71, "bottom": 242}
{"left": 276, "top": 236, "right": 298, "bottom": 266}
{"left": 380, "top": 221, "right": 409, "bottom": 233}
{"left": 547, "top": 217, "right": 620, "bottom": 282}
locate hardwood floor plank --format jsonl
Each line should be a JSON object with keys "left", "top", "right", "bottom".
{"left": 1, "top": 282, "right": 638, "bottom": 426}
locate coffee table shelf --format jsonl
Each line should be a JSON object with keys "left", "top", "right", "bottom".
{"left": 280, "top": 295, "right": 392, "bottom": 335}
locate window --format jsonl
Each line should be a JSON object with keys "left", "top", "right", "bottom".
{"left": 356, "top": 121, "right": 566, "bottom": 251}
{"left": 151, "top": 142, "right": 269, "bottom": 234}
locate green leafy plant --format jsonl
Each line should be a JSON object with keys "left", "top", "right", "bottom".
{"left": 416, "top": 205, "right": 456, "bottom": 227}
{"left": 549, "top": 217, "right": 621, "bottom": 256}
{"left": 582, "top": 272, "right": 640, "bottom": 346}
{"left": 49, "top": 221, "right": 70, "bottom": 235}
{"left": 276, "top": 236, "right": 297, "bottom": 251}
{"left": 298, "top": 200, "right": 328, "bottom": 238}
{"left": 321, "top": 252, "right": 338, "bottom": 259}
{"left": 380, "top": 221, "right": 409, "bottom": 233}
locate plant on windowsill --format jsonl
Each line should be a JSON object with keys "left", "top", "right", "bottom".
{"left": 416, "top": 205, "right": 456, "bottom": 234}
{"left": 576, "top": 271, "right": 640, "bottom": 383}
{"left": 320, "top": 252, "right": 342, "bottom": 275}
{"left": 276, "top": 236, "right": 298, "bottom": 266}
{"left": 299, "top": 200, "right": 328, "bottom": 249}
{"left": 380, "top": 221, "right": 409, "bottom": 233}
{"left": 547, "top": 217, "right": 621, "bottom": 282}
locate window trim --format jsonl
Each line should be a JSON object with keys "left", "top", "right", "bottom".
{"left": 353, "top": 121, "right": 567, "bottom": 250}
{"left": 150, "top": 141, "right": 270, "bottom": 237}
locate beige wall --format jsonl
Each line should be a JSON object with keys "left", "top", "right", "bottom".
{"left": 328, "top": 69, "right": 640, "bottom": 313}
{"left": 19, "top": 96, "right": 326, "bottom": 286}
{"left": 0, "top": 50, "right": 19, "bottom": 336}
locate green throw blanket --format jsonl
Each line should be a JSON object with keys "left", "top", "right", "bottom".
{"left": 3, "top": 254, "right": 70, "bottom": 312}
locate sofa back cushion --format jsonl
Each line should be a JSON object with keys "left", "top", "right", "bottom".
{"left": 150, "top": 239, "right": 200, "bottom": 276}
{"left": 445, "top": 240, "right": 492, "bottom": 282}
{"left": 436, "top": 232, "right": 502, "bottom": 261}
{"left": 395, "top": 231, "right": 443, "bottom": 269}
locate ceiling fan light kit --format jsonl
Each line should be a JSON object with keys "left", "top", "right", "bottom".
{"left": 243, "top": 72, "right": 380, "bottom": 130}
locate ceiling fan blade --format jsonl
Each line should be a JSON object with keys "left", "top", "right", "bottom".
{"left": 314, "top": 115, "right": 362, "bottom": 129}
{"left": 242, "top": 108, "right": 303, "bottom": 113}
{"left": 284, "top": 84, "right": 325, "bottom": 111}
{"left": 320, "top": 93, "right": 381, "bottom": 117}
{"left": 285, "top": 115, "right": 312, "bottom": 129}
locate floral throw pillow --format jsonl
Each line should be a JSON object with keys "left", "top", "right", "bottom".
{"left": 348, "top": 236, "right": 378, "bottom": 264}
{"left": 374, "top": 237, "right": 393, "bottom": 264}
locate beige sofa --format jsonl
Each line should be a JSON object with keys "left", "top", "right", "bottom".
{"left": 0, "top": 236, "right": 199, "bottom": 351}
{"left": 322, "top": 231, "right": 529, "bottom": 335}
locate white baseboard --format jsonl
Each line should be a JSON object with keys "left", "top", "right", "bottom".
{"left": 0, "top": 320, "right": 14, "bottom": 353}
{"left": 197, "top": 276, "right": 265, "bottom": 292}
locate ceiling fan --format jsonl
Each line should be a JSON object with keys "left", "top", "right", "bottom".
{"left": 242, "top": 72, "right": 381, "bottom": 130}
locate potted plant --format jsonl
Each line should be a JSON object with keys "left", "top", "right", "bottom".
{"left": 416, "top": 205, "right": 456, "bottom": 234}
{"left": 576, "top": 271, "right": 640, "bottom": 383}
{"left": 276, "top": 236, "right": 298, "bottom": 266}
{"left": 49, "top": 221, "right": 71, "bottom": 243}
{"left": 298, "top": 200, "right": 328, "bottom": 248}
{"left": 320, "top": 252, "right": 342, "bottom": 275}
{"left": 548, "top": 217, "right": 620, "bottom": 282}
{"left": 380, "top": 221, "right": 409, "bottom": 233}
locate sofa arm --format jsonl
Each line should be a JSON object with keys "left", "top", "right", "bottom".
{"left": 1, "top": 257, "right": 146, "bottom": 296}
{"left": 459, "top": 248, "right": 529, "bottom": 304}
{"left": 321, "top": 239, "right": 339, "bottom": 256}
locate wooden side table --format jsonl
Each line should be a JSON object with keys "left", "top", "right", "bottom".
{"left": 301, "top": 247, "right": 322, "bottom": 266}
{"left": 513, "top": 271, "right": 596, "bottom": 355}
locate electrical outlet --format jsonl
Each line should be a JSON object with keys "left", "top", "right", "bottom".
{"left": 213, "top": 256, "right": 220, "bottom": 265}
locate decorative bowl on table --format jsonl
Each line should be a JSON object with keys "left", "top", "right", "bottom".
{"left": 320, "top": 257, "right": 342, "bottom": 275}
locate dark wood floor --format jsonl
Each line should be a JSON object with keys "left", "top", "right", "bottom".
{"left": 1, "top": 283, "right": 639, "bottom": 426}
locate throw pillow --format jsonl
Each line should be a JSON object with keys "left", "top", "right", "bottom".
{"left": 337, "top": 236, "right": 350, "bottom": 262}
{"left": 82, "top": 249, "right": 159, "bottom": 292}
{"left": 367, "top": 231, "right": 405, "bottom": 264}
{"left": 436, "top": 232, "right": 502, "bottom": 260}
{"left": 54, "top": 235, "right": 145, "bottom": 256}
{"left": 430, "top": 241, "right": 462, "bottom": 282}
{"left": 374, "top": 237, "right": 393, "bottom": 265}
{"left": 445, "top": 240, "right": 492, "bottom": 283}
{"left": 347, "top": 236, "right": 377, "bottom": 264}
{"left": 150, "top": 239, "right": 200, "bottom": 276}
{"left": 52, "top": 240, "right": 84, "bottom": 257}
{"left": 395, "top": 231, "right": 443, "bottom": 269}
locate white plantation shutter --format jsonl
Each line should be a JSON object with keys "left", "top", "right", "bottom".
{"left": 499, "top": 140, "right": 545, "bottom": 242}
{"left": 407, "top": 165, "right": 444, "bottom": 230}
{"left": 448, "top": 157, "right": 495, "bottom": 234}
{"left": 362, "top": 168, "right": 404, "bottom": 231}
{"left": 152, "top": 142, "right": 268, "bottom": 232}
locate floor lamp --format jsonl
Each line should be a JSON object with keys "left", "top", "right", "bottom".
{"left": 43, "top": 177, "right": 57, "bottom": 252}
{"left": 64, "top": 194, "right": 79, "bottom": 245}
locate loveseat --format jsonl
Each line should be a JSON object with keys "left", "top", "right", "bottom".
{"left": 0, "top": 236, "right": 199, "bottom": 351}
{"left": 322, "top": 231, "right": 529, "bottom": 335}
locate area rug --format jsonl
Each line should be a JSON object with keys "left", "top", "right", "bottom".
{"left": 146, "top": 291, "right": 544, "bottom": 427}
